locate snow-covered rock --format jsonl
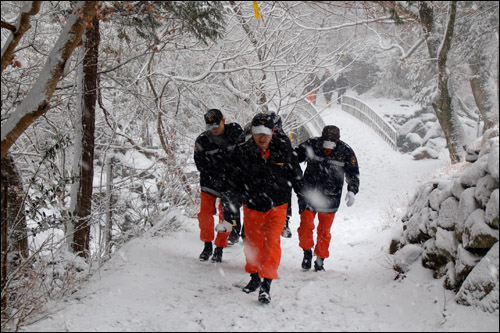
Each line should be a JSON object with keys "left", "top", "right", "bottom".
{"left": 437, "top": 197, "right": 459, "bottom": 230}
{"left": 393, "top": 244, "right": 423, "bottom": 273}
{"left": 485, "top": 189, "right": 499, "bottom": 229}
{"left": 456, "top": 242, "right": 499, "bottom": 313}
{"left": 463, "top": 209, "right": 499, "bottom": 249}
{"left": 392, "top": 128, "right": 499, "bottom": 312}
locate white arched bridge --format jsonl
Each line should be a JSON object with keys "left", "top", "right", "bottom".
{"left": 286, "top": 95, "right": 398, "bottom": 151}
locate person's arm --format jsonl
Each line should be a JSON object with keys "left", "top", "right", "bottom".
{"left": 293, "top": 141, "right": 309, "bottom": 163}
{"left": 194, "top": 137, "right": 207, "bottom": 173}
{"left": 343, "top": 145, "right": 360, "bottom": 195}
{"left": 284, "top": 142, "right": 303, "bottom": 196}
{"left": 221, "top": 144, "right": 246, "bottom": 220}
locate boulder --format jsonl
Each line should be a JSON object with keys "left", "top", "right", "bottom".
{"left": 484, "top": 189, "right": 499, "bottom": 229}
{"left": 422, "top": 238, "right": 449, "bottom": 278}
{"left": 474, "top": 174, "right": 498, "bottom": 208}
{"left": 463, "top": 209, "right": 499, "bottom": 250}
{"left": 457, "top": 188, "right": 481, "bottom": 239}
{"left": 437, "top": 197, "right": 459, "bottom": 230}
{"left": 455, "top": 244, "right": 482, "bottom": 287}
{"left": 456, "top": 242, "right": 499, "bottom": 313}
{"left": 393, "top": 244, "right": 423, "bottom": 273}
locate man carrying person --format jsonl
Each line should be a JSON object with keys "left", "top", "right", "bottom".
{"left": 194, "top": 109, "right": 243, "bottom": 262}
{"left": 223, "top": 112, "right": 303, "bottom": 304}
{"left": 294, "top": 125, "right": 359, "bottom": 271}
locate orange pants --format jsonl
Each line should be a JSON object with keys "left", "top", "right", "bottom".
{"left": 198, "top": 192, "right": 230, "bottom": 248}
{"left": 306, "top": 91, "right": 316, "bottom": 105}
{"left": 298, "top": 209, "right": 336, "bottom": 259}
{"left": 243, "top": 204, "right": 287, "bottom": 280}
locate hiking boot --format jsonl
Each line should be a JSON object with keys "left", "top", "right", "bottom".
{"left": 211, "top": 247, "right": 223, "bottom": 263}
{"left": 314, "top": 257, "right": 325, "bottom": 272}
{"left": 242, "top": 273, "right": 261, "bottom": 293}
{"left": 281, "top": 219, "right": 292, "bottom": 238}
{"left": 301, "top": 249, "right": 313, "bottom": 270}
{"left": 228, "top": 230, "right": 240, "bottom": 245}
{"left": 199, "top": 242, "right": 213, "bottom": 261}
{"left": 258, "top": 278, "right": 272, "bottom": 304}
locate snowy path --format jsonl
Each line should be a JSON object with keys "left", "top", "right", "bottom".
{"left": 23, "top": 102, "right": 499, "bottom": 332}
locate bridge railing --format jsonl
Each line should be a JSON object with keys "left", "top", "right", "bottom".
{"left": 341, "top": 95, "right": 398, "bottom": 150}
{"left": 282, "top": 99, "right": 325, "bottom": 145}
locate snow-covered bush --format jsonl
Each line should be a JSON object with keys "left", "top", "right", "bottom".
{"left": 1, "top": 245, "right": 90, "bottom": 331}
{"left": 390, "top": 129, "right": 499, "bottom": 312}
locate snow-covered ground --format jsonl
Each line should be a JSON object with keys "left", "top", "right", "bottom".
{"left": 22, "top": 98, "right": 499, "bottom": 332}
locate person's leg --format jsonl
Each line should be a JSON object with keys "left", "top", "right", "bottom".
{"left": 214, "top": 199, "right": 230, "bottom": 249}
{"left": 198, "top": 192, "right": 217, "bottom": 242}
{"left": 258, "top": 204, "right": 287, "bottom": 304}
{"left": 298, "top": 209, "right": 316, "bottom": 269}
{"left": 198, "top": 192, "right": 217, "bottom": 260}
{"left": 259, "top": 204, "right": 287, "bottom": 280}
{"left": 242, "top": 206, "right": 264, "bottom": 275}
{"left": 314, "top": 212, "right": 336, "bottom": 258}
{"left": 313, "top": 212, "right": 336, "bottom": 271}
{"left": 297, "top": 209, "right": 316, "bottom": 251}
{"left": 281, "top": 200, "right": 292, "bottom": 238}
{"left": 326, "top": 91, "right": 332, "bottom": 103}
{"left": 229, "top": 203, "right": 242, "bottom": 244}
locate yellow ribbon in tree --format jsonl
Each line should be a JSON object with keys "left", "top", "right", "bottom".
{"left": 253, "top": 1, "right": 261, "bottom": 19}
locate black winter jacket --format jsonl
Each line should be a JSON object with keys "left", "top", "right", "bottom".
{"left": 323, "top": 77, "right": 336, "bottom": 93}
{"left": 295, "top": 137, "right": 359, "bottom": 213}
{"left": 225, "top": 136, "right": 303, "bottom": 213}
{"left": 194, "top": 123, "right": 243, "bottom": 197}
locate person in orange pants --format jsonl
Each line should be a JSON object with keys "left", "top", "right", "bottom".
{"left": 304, "top": 73, "right": 321, "bottom": 105}
{"left": 295, "top": 125, "right": 359, "bottom": 271}
{"left": 223, "top": 112, "right": 303, "bottom": 304}
{"left": 194, "top": 109, "right": 243, "bottom": 263}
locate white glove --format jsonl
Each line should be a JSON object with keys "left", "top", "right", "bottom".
{"left": 215, "top": 220, "right": 235, "bottom": 233}
{"left": 345, "top": 191, "right": 355, "bottom": 207}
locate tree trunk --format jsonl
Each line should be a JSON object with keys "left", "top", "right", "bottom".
{"left": 1, "top": 154, "right": 29, "bottom": 260}
{"left": 418, "top": 1, "right": 439, "bottom": 61}
{"left": 1, "top": 154, "right": 28, "bottom": 308}
{"left": 104, "top": 156, "right": 113, "bottom": 256}
{"left": 1, "top": 1, "right": 42, "bottom": 73}
{"left": 69, "top": 16, "right": 99, "bottom": 258}
{"left": 1, "top": 1, "right": 97, "bottom": 159}
{"left": 1, "top": 165, "right": 9, "bottom": 309}
{"left": 431, "top": 1, "right": 463, "bottom": 163}
{"left": 469, "top": 57, "right": 499, "bottom": 132}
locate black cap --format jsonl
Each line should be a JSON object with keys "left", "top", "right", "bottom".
{"left": 204, "top": 109, "right": 223, "bottom": 130}
{"left": 251, "top": 112, "right": 275, "bottom": 135}
{"left": 322, "top": 125, "right": 340, "bottom": 142}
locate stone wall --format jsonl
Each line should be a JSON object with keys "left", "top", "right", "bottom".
{"left": 390, "top": 128, "right": 499, "bottom": 312}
